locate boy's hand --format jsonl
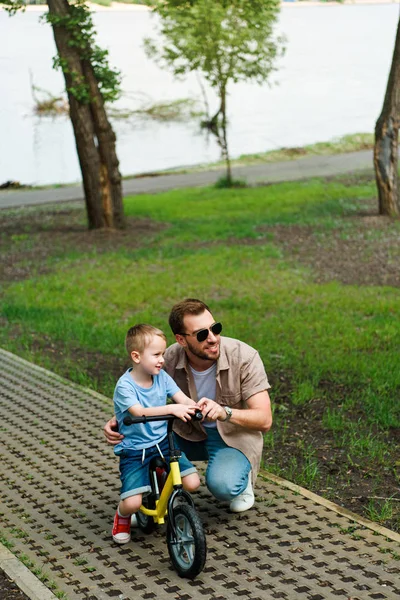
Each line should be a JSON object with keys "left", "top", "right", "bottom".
{"left": 170, "top": 404, "right": 196, "bottom": 422}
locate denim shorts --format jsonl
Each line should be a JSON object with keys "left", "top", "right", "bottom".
{"left": 118, "top": 435, "right": 197, "bottom": 500}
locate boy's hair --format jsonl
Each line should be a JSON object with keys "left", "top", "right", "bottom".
{"left": 168, "top": 298, "right": 211, "bottom": 335}
{"left": 125, "top": 324, "right": 167, "bottom": 356}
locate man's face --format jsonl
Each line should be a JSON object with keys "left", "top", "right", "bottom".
{"left": 178, "top": 310, "right": 221, "bottom": 362}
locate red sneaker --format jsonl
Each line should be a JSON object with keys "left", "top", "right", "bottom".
{"left": 112, "top": 511, "right": 131, "bottom": 544}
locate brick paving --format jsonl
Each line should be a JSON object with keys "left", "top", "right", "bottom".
{"left": 0, "top": 348, "right": 399, "bottom": 600}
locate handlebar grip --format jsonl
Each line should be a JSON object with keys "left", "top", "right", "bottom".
{"left": 123, "top": 414, "right": 147, "bottom": 425}
{"left": 193, "top": 409, "right": 203, "bottom": 421}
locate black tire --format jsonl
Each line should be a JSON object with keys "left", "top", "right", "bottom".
{"left": 167, "top": 504, "right": 206, "bottom": 579}
{"left": 136, "top": 493, "right": 156, "bottom": 534}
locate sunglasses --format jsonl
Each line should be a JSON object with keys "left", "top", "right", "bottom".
{"left": 181, "top": 322, "right": 222, "bottom": 343}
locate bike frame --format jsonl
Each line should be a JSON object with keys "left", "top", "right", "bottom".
{"left": 123, "top": 412, "right": 197, "bottom": 527}
{"left": 140, "top": 460, "right": 181, "bottom": 525}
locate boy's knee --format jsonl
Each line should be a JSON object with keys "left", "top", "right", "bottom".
{"left": 182, "top": 473, "right": 201, "bottom": 493}
{"left": 120, "top": 494, "right": 142, "bottom": 515}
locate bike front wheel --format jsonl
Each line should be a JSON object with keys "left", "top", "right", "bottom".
{"left": 167, "top": 504, "right": 206, "bottom": 579}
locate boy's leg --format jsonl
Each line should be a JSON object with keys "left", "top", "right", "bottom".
{"left": 112, "top": 494, "right": 141, "bottom": 544}
{"left": 113, "top": 448, "right": 152, "bottom": 544}
{"left": 181, "top": 472, "right": 201, "bottom": 492}
{"left": 119, "top": 494, "right": 142, "bottom": 516}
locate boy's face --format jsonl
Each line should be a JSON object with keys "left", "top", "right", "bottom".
{"left": 135, "top": 335, "right": 166, "bottom": 376}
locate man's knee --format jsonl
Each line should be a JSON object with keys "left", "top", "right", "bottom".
{"left": 206, "top": 472, "right": 243, "bottom": 501}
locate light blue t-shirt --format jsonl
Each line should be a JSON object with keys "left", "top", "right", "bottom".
{"left": 113, "top": 368, "right": 180, "bottom": 454}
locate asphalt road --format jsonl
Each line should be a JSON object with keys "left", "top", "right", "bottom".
{"left": 0, "top": 150, "right": 374, "bottom": 210}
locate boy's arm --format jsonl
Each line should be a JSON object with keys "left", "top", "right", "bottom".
{"left": 170, "top": 390, "right": 197, "bottom": 407}
{"left": 129, "top": 400, "right": 196, "bottom": 422}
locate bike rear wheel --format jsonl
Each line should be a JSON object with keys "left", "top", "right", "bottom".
{"left": 167, "top": 504, "right": 206, "bottom": 579}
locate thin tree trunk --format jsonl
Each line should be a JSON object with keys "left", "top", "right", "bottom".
{"left": 220, "top": 86, "right": 232, "bottom": 185}
{"left": 374, "top": 16, "right": 400, "bottom": 216}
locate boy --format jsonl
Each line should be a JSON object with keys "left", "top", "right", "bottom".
{"left": 112, "top": 323, "right": 201, "bottom": 544}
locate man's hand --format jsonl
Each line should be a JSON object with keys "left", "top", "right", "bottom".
{"left": 197, "top": 397, "right": 225, "bottom": 422}
{"left": 170, "top": 404, "right": 197, "bottom": 422}
{"left": 103, "top": 416, "right": 123, "bottom": 445}
{"left": 197, "top": 391, "right": 273, "bottom": 431}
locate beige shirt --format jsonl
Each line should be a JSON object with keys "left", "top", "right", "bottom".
{"left": 164, "top": 336, "right": 271, "bottom": 479}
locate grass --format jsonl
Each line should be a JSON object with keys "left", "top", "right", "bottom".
{"left": 365, "top": 498, "right": 395, "bottom": 524}
{"left": 1, "top": 167, "right": 399, "bottom": 531}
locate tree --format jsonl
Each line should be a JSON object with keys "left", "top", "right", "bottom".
{"left": 145, "top": 0, "right": 284, "bottom": 186}
{"left": 2, "top": 0, "right": 125, "bottom": 229}
{"left": 374, "top": 16, "right": 400, "bottom": 217}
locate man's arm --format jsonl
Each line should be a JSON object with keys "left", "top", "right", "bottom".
{"left": 196, "top": 391, "right": 272, "bottom": 433}
{"left": 104, "top": 415, "right": 122, "bottom": 445}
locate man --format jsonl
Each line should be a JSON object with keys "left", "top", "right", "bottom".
{"left": 104, "top": 298, "right": 272, "bottom": 513}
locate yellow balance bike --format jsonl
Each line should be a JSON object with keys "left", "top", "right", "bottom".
{"left": 123, "top": 410, "right": 206, "bottom": 579}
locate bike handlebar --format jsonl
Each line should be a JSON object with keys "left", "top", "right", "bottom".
{"left": 123, "top": 409, "right": 203, "bottom": 426}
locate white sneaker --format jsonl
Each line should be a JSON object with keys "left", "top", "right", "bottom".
{"left": 230, "top": 471, "right": 254, "bottom": 513}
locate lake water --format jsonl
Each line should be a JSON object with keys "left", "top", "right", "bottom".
{"left": 0, "top": 4, "right": 398, "bottom": 185}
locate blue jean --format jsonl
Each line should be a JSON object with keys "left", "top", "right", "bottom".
{"left": 174, "top": 427, "right": 251, "bottom": 501}
{"left": 118, "top": 435, "right": 196, "bottom": 500}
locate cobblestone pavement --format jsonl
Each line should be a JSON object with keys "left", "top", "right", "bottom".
{"left": 0, "top": 348, "right": 399, "bottom": 600}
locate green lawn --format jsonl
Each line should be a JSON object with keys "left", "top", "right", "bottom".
{"left": 1, "top": 173, "right": 399, "bottom": 531}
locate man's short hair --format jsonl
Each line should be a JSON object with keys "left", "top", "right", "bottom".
{"left": 168, "top": 298, "right": 211, "bottom": 335}
{"left": 125, "top": 324, "right": 167, "bottom": 356}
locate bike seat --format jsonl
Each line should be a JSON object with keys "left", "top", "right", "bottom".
{"left": 149, "top": 456, "right": 167, "bottom": 470}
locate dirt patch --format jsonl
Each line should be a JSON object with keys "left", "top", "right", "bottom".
{"left": 258, "top": 207, "right": 400, "bottom": 288}
{"left": 0, "top": 569, "right": 30, "bottom": 600}
{"left": 0, "top": 205, "right": 168, "bottom": 282}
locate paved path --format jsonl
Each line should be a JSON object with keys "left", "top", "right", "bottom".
{"left": 0, "top": 349, "right": 399, "bottom": 600}
{"left": 0, "top": 150, "right": 374, "bottom": 209}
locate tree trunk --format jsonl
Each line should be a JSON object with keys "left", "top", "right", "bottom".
{"left": 374, "top": 16, "right": 400, "bottom": 216}
{"left": 83, "top": 61, "right": 125, "bottom": 228}
{"left": 220, "top": 85, "right": 232, "bottom": 185}
{"left": 47, "top": 0, "right": 125, "bottom": 229}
